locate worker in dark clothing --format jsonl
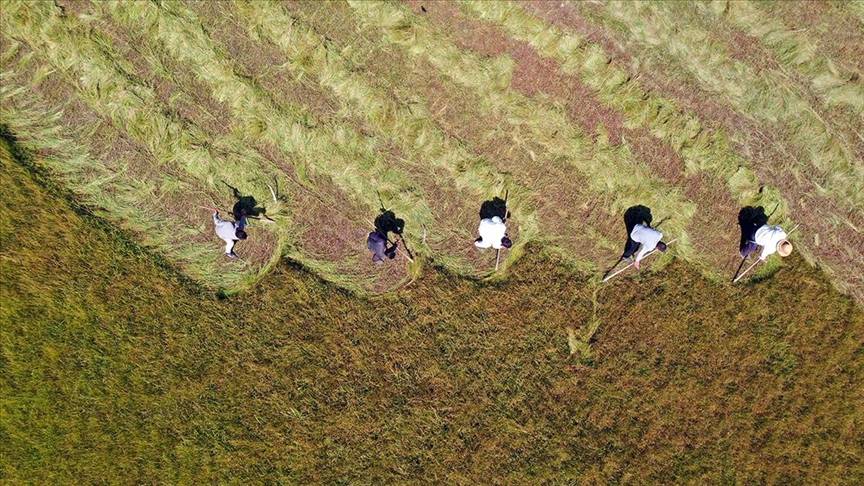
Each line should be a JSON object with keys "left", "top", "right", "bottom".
{"left": 367, "top": 209, "right": 404, "bottom": 263}
{"left": 367, "top": 230, "right": 398, "bottom": 263}
{"left": 225, "top": 181, "right": 267, "bottom": 229}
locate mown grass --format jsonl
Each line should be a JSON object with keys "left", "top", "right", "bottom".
{"left": 591, "top": 0, "right": 864, "bottom": 210}
{"left": 1, "top": 0, "right": 292, "bottom": 292}
{"left": 229, "top": 0, "right": 540, "bottom": 275}
{"left": 347, "top": 0, "right": 699, "bottom": 271}
{"left": 105, "top": 0, "right": 439, "bottom": 265}
{"left": 3, "top": 131, "right": 863, "bottom": 483}
{"left": 463, "top": 0, "right": 785, "bottom": 215}
{"left": 697, "top": 0, "right": 864, "bottom": 111}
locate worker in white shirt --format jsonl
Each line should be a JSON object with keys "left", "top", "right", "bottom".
{"left": 212, "top": 210, "right": 247, "bottom": 258}
{"left": 742, "top": 224, "right": 792, "bottom": 260}
{"left": 475, "top": 216, "right": 512, "bottom": 250}
{"left": 623, "top": 223, "right": 668, "bottom": 270}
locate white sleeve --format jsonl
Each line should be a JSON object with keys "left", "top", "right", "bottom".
{"left": 635, "top": 244, "right": 649, "bottom": 262}
{"left": 225, "top": 239, "right": 235, "bottom": 255}
{"left": 213, "top": 212, "right": 222, "bottom": 225}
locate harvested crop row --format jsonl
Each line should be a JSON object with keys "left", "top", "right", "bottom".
{"left": 78, "top": 0, "right": 408, "bottom": 294}
{"left": 591, "top": 1, "right": 863, "bottom": 212}
{"left": 227, "top": 0, "right": 542, "bottom": 275}
{"left": 0, "top": 50, "right": 235, "bottom": 282}
{"left": 285, "top": 0, "right": 627, "bottom": 270}
{"left": 348, "top": 0, "right": 699, "bottom": 270}
{"left": 761, "top": 0, "right": 864, "bottom": 74}
{"left": 415, "top": 1, "right": 747, "bottom": 275}
{"left": 5, "top": 1, "right": 408, "bottom": 295}
{"left": 186, "top": 1, "right": 505, "bottom": 277}
{"left": 464, "top": 1, "right": 784, "bottom": 212}
{"left": 104, "top": 0, "right": 441, "bottom": 269}
{"left": 696, "top": 1, "right": 864, "bottom": 113}
{"left": 0, "top": 3, "right": 289, "bottom": 290}
{"left": 527, "top": 0, "right": 864, "bottom": 301}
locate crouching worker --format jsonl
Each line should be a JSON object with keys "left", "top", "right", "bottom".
{"left": 474, "top": 216, "right": 512, "bottom": 250}
{"left": 624, "top": 223, "right": 667, "bottom": 270}
{"left": 212, "top": 211, "right": 247, "bottom": 258}
{"left": 741, "top": 224, "right": 793, "bottom": 261}
{"left": 367, "top": 230, "right": 398, "bottom": 264}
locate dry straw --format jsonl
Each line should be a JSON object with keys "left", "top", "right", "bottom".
{"left": 348, "top": 0, "right": 699, "bottom": 269}
{"left": 594, "top": 0, "right": 863, "bottom": 212}
{"left": 230, "top": 0, "right": 541, "bottom": 275}
{"left": 461, "top": 1, "right": 788, "bottom": 219}
{"left": 105, "top": 0, "right": 438, "bottom": 271}
{"left": 698, "top": 0, "right": 864, "bottom": 112}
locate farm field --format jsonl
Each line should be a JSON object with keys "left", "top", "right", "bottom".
{"left": 1, "top": 0, "right": 863, "bottom": 483}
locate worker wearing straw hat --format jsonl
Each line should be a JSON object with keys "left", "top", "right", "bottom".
{"left": 742, "top": 224, "right": 793, "bottom": 260}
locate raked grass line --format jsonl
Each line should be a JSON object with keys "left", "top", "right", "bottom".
{"left": 592, "top": 0, "right": 864, "bottom": 212}
{"left": 500, "top": 1, "right": 864, "bottom": 298}
{"left": 281, "top": 1, "right": 622, "bottom": 274}
{"left": 696, "top": 0, "right": 864, "bottom": 113}
{"left": 78, "top": 2, "right": 404, "bottom": 294}
{"left": 348, "top": 0, "right": 700, "bottom": 269}
{"left": 462, "top": 1, "right": 788, "bottom": 218}
{"left": 1, "top": 2, "right": 378, "bottom": 294}
{"left": 105, "top": 0, "right": 444, "bottom": 271}
{"left": 0, "top": 5, "right": 292, "bottom": 291}
{"left": 0, "top": 83, "right": 237, "bottom": 285}
{"left": 231, "top": 0, "right": 541, "bottom": 275}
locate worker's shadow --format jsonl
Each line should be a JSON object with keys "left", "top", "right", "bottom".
{"left": 479, "top": 197, "right": 509, "bottom": 220}
{"left": 737, "top": 206, "right": 768, "bottom": 250}
{"left": 374, "top": 210, "right": 405, "bottom": 236}
{"left": 226, "top": 182, "right": 267, "bottom": 220}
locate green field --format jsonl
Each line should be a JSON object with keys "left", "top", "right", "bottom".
{"left": 2, "top": 0, "right": 863, "bottom": 482}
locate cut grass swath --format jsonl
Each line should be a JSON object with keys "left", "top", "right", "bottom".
{"left": 1, "top": 2, "right": 380, "bottom": 293}
{"left": 695, "top": 0, "right": 864, "bottom": 112}
{"left": 230, "top": 0, "right": 540, "bottom": 275}
{"left": 105, "top": 0, "right": 439, "bottom": 270}
{"left": 0, "top": 18, "right": 287, "bottom": 290}
{"left": 462, "top": 1, "right": 788, "bottom": 215}
{"left": 592, "top": 0, "right": 863, "bottom": 211}
{"left": 349, "top": 0, "right": 697, "bottom": 267}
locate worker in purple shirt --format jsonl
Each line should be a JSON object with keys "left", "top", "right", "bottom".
{"left": 367, "top": 209, "right": 403, "bottom": 263}
{"left": 367, "top": 230, "right": 398, "bottom": 264}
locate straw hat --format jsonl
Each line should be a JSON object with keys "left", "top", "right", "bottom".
{"left": 777, "top": 239, "right": 793, "bottom": 257}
